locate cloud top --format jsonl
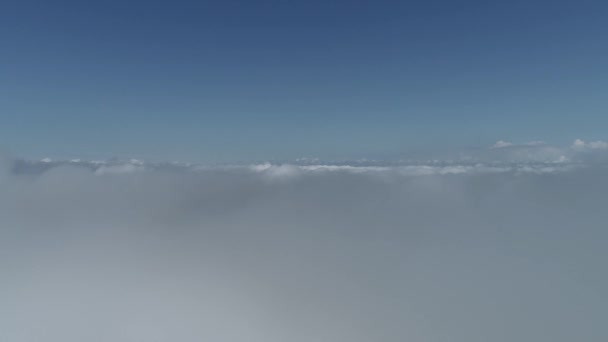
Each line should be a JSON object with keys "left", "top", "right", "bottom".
{"left": 1, "top": 142, "right": 608, "bottom": 342}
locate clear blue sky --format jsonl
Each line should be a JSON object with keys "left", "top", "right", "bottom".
{"left": 1, "top": 0, "right": 607, "bottom": 162}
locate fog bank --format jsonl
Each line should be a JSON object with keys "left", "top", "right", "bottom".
{"left": 1, "top": 149, "right": 607, "bottom": 341}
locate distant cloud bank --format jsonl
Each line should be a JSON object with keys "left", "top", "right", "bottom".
{"left": 9, "top": 139, "right": 608, "bottom": 178}
{"left": 1, "top": 140, "right": 607, "bottom": 342}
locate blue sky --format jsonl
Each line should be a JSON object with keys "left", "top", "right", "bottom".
{"left": 1, "top": 0, "right": 607, "bottom": 162}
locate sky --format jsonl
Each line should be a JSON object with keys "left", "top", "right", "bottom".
{"left": 2, "top": 2, "right": 608, "bottom": 340}
{"left": 2, "top": 0, "right": 608, "bottom": 162}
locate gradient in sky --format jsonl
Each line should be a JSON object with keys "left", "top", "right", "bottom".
{"left": 2, "top": 3, "right": 608, "bottom": 340}
{"left": 1, "top": 0, "right": 607, "bottom": 162}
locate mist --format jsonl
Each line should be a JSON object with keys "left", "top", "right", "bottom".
{"left": 1, "top": 149, "right": 607, "bottom": 341}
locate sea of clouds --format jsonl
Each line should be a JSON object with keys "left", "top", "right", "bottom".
{"left": 1, "top": 140, "right": 607, "bottom": 341}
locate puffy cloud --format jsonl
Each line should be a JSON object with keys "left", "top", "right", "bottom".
{"left": 573, "top": 138, "right": 586, "bottom": 149}
{"left": 492, "top": 140, "right": 514, "bottom": 148}
{"left": 1, "top": 149, "right": 607, "bottom": 342}
{"left": 572, "top": 139, "right": 608, "bottom": 150}
{"left": 589, "top": 141, "right": 608, "bottom": 149}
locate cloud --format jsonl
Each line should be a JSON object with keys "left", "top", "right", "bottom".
{"left": 572, "top": 139, "right": 608, "bottom": 150}
{"left": 480, "top": 139, "right": 608, "bottom": 164}
{"left": 1, "top": 148, "right": 608, "bottom": 342}
{"left": 94, "top": 163, "right": 144, "bottom": 175}
{"left": 0, "top": 152, "right": 13, "bottom": 183}
{"left": 492, "top": 140, "right": 514, "bottom": 148}
{"left": 491, "top": 140, "right": 545, "bottom": 149}
{"left": 478, "top": 141, "right": 564, "bottom": 163}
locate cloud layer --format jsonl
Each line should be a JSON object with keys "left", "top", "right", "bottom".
{"left": 1, "top": 142, "right": 608, "bottom": 342}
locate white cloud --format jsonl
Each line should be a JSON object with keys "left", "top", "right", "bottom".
{"left": 572, "top": 139, "right": 608, "bottom": 150}
{"left": 1, "top": 147, "right": 607, "bottom": 342}
{"left": 94, "top": 163, "right": 144, "bottom": 175}
{"left": 492, "top": 140, "right": 545, "bottom": 149}
{"left": 573, "top": 139, "right": 586, "bottom": 149}
{"left": 589, "top": 141, "right": 608, "bottom": 149}
{"left": 492, "top": 140, "right": 513, "bottom": 148}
